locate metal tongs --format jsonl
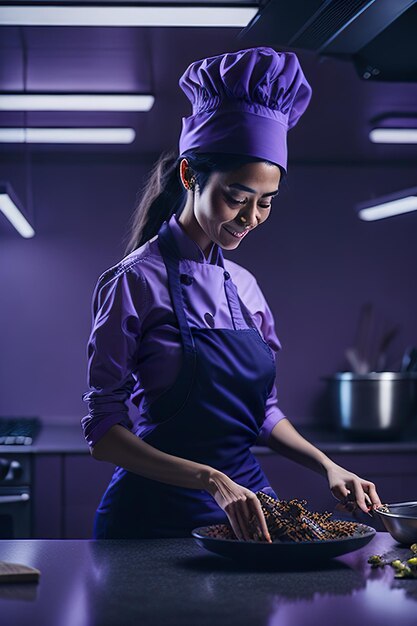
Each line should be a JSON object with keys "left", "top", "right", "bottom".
{"left": 335, "top": 492, "right": 375, "bottom": 518}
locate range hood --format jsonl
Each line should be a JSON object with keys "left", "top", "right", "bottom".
{"left": 243, "top": 0, "right": 417, "bottom": 82}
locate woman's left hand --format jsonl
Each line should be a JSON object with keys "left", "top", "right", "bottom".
{"left": 326, "top": 463, "right": 383, "bottom": 514}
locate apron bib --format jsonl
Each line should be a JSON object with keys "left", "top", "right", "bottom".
{"left": 94, "top": 220, "right": 278, "bottom": 538}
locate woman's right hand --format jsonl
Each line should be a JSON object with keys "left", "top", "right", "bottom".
{"left": 205, "top": 470, "right": 272, "bottom": 543}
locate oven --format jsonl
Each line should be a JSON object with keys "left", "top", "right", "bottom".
{"left": 0, "top": 454, "right": 32, "bottom": 538}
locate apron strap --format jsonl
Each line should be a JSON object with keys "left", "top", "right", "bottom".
{"left": 157, "top": 221, "right": 196, "bottom": 360}
{"left": 222, "top": 278, "right": 257, "bottom": 331}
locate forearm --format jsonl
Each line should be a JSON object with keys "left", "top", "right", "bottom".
{"left": 92, "top": 424, "right": 216, "bottom": 492}
{"left": 266, "top": 418, "right": 336, "bottom": 477}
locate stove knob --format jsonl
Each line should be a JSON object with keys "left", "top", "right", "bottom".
{"left": 10, "top": 461, "right": 23, "bottom": 480}
{"left": 0, "top": 458, "right": 11, "bottom": 480}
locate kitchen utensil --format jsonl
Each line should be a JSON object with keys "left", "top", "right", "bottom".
{"left": 374, "top": 502, "right": 417, "bottom": 544}
{"left": 352, "top": 303, "right": 374, "bottom": 374}
{"left": 192, "top": 523, "right": 376, "bottom": 566}
{"left": 374, "top": 325, "right": 400, "bottom": 371}
{"left": 401, "top": 347, "right": 417, "bottom": 373}
{"left": 323, "top": 372, "right": 417, "bottom": 439}
{"left": 345, "top": 348, "right": 367, "bottom": 375}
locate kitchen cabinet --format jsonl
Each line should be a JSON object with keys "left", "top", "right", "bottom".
{"left": 64, "top": 455, "right": 114, "bottom": 538}
{"left": 33, "top": 454, "right": 114, "bottom": 539}
{"left": 5, "top": 424, "right": 417, "bottom": 539}
{"left": 32, "top": 455, "right": 62, "bottom": 539}
{"left": 34, "top": 448, "right": 417, "bottom": 539}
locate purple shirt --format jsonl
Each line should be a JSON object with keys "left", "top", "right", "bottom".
{"left": 81, "top": 214, "right": 286, "bottom": 449}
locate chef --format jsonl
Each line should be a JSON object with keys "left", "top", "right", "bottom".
{"left": 81, "top": 47, "right": 382, "bottom": 541}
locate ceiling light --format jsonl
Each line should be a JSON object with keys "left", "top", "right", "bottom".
{"left": 0, "top": 6, "right": 258, "bottom": 27}
{"left": 357, "top": 188, "right": 417, "bottom": 221}
{"left": 0, "top": 94, "right": 154, "bottom": 112}
{"left": 0, "top": 128, "right": 136, "bottom": 144}
{"left": 369, "top": 128, "right": 417, "bottom": 144}
{"left": 0, "top": 183, "right": 35, "bottom": 238}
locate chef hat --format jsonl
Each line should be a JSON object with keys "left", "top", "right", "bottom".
{"left": 178, "top": 47, "right": 312, "bottom": 173}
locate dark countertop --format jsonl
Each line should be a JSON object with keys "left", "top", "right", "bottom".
{"left": 0, "top": 533, "right": 416, "bottom": 626}
{"left": 1, "top": 422, "right": 417, "bottom": 455}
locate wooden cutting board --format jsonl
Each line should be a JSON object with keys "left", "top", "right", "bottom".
{"left": 0, "top": 561, "right": 40, "bottom": 583}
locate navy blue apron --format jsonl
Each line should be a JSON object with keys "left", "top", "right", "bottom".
{"left": 93, "top": 220, "right": 278, "bottom": 539}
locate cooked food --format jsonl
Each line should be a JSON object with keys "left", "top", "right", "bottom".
{"left": 204, "top": 492, "right": 370, "bottom": 543}
{"left": 377, "top": 504, "right": 390, "bottom": 513}
{"left": 255, "top": 492, "right": 365, "bottom": 542}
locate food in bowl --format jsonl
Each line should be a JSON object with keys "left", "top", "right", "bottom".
{"left": 374, "top": 501, "right": 417, "bottom": 544}
{"left": 256, "top": 492, "right": 368, "bottom": 542}
{"left": 207, "top": 492, "right": 371, "bottom": 543}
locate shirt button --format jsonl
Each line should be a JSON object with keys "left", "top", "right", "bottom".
{"left": 223, "top": 271, "right": 230, "bottom": 280}
{"left": 204, "top": 312, "right": 215, "bottom": 328}
{"left": 180, "top": 274, "right": 193, "bottom": 286}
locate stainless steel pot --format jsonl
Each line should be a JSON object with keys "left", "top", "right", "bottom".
{"left": 323, "top": 372, "right": 417, "bottom": 438}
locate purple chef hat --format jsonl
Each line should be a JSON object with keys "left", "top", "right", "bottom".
{"left": 178, "top": 47, "right": 312, "bottom": 173}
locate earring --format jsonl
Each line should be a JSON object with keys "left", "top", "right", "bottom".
{"left": 184, "top": 170, "right": 197, "bottom": 191}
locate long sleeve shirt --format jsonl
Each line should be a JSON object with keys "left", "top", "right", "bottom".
{"left": 81, "top": 213, "right": 286, "bottom": 449}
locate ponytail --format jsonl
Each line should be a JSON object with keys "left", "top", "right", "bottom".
{"left": 123, "top": 150, "right": 185, "bottom": 255}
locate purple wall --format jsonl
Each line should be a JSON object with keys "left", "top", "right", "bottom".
{"left": 0, "top": 154, "right": 416, "bottom": 427}
{"left": 231, "top": 163, "right": 417, "bottom": 424}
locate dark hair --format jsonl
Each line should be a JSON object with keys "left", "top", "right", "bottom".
{"left": 123, "top": 150, "right": 286, "bottom": 255}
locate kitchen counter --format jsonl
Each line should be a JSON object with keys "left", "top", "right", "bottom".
{"left": 1, "top": 421, "right": 417, "bottom": 454}
{"left": 0, "top": 424, "right": 89, "bottom": 454}
{"left": 0, "top": 533, "right": 416, "bottom": 626}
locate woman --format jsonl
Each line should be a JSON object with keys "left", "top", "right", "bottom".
{"left": 82, "top": 47, "right": 382, "bottom": 541}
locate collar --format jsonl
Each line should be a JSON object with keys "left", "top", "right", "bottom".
{"left": 167, "top": 213, "right": 221, "bottom": 265}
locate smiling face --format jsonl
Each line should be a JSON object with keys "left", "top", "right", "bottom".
{"left": 178, "top": 160, "right": 281, "bottom": 258}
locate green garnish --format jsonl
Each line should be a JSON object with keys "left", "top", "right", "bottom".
{"left": 368, "top": 544, "right": 417, "bottom": 578}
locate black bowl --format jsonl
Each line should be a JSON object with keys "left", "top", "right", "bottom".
{"left": 192, "top": 523, "right": 376, "bottom": 568}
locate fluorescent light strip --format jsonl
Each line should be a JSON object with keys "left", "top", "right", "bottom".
{"left": 0, "top": 94, "right": 155, "bottom": 112}
{"left": 0, "top": 6, "right": 258, "bottom": 27}
{"left": 0, "top": 190, "right": 35, "bottom": 238}
{"left": 369, "top": 128, "right": 417, "bottom": 144}
{"left": 0, "top": 128, "right": 136, "bottom": 144}
{"left": 358, "top": 196, "right": 417, "bottom": 221}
